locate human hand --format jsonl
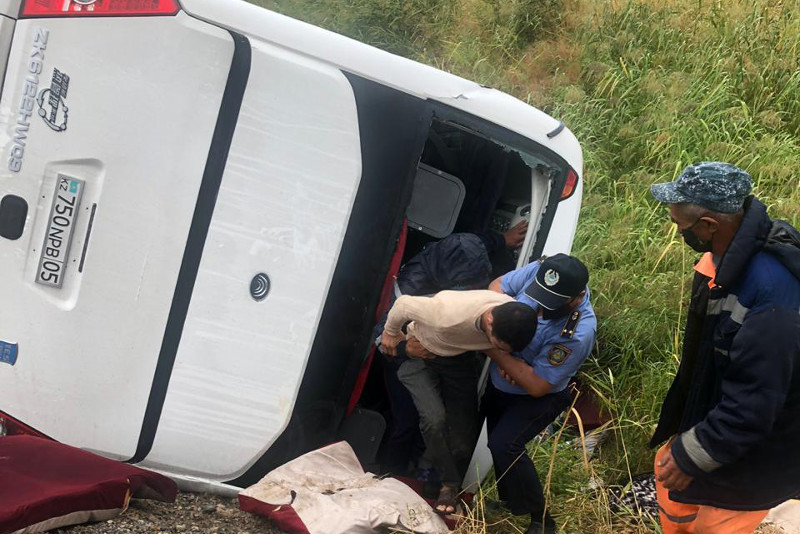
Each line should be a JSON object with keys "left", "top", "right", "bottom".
{"left": 500, "top": 368, "right": 517, "bottom": 386}
{"left": 486, "top": 349, "right": 521, "bottom": 384}
{"left": 406, "top": 337, "right": 436, "bottom": 359}
{"left": 503, "top": 220, "right": 528, "bottom": 249}
{"left": 657, "top": 446, "right": 693, "bottom": 491}
{"left": 380, "top": 331, "right": 405, "bottom": 356}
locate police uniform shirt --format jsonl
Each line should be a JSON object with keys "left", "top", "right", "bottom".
{"left": 489, "top": 261, "right": 597, "bottom": 395}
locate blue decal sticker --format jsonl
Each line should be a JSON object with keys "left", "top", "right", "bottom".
{"left": 0, "top": 341, "right": 18, "bottom": 366}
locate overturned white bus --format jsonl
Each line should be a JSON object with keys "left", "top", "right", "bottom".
{"left": 0, "top": 0, "right": 584, "bottom": 492}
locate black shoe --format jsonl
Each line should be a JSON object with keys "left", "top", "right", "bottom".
{"left": 525, "top": 520, "right": 557, "bottom": 534}
{"left": 422, "top": 479, "right": 441, "bottom": 500}
{"left": 414, "top": 467, "right": 441, "bottom": 499}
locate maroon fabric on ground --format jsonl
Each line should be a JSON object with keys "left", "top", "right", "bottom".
{"left": 238, "top": 495, "right": 308, "bottom": 534}
{"left": 0, "top": 435, "right": 177, "bottom": 534}
{"left": 565, "top": 381, "right": 610, "bottom": 431}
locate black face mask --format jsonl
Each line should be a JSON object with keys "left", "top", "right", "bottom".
{"left": 541, "top": 302, "right": 573, "bottom": 321}
{"left": 680, "top": 219, "right": 712, "bottom": 253}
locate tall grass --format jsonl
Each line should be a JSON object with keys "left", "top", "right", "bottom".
{"left": 251, "top": 0, "right": 800, "bottom": 531}
{"left": 547, "top": 0, "right": 800, "bottom": 479}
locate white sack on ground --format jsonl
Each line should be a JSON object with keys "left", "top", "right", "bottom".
{"left": 239, "top": 441, "right": 448, "bottom": 534}
{"left": 762, "top": 500, "right": 800, "bottom": 533}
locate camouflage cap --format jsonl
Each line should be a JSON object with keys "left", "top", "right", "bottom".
{"left": 650, "top": 162, "right": 753, "bottom": 214}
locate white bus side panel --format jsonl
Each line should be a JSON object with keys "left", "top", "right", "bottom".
{"left": 142, "top": 39, "right": 362, "bottom": 479}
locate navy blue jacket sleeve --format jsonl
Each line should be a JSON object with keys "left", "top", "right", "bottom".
{"left": 672, "top": 306, "right": 798, "bottom": 477}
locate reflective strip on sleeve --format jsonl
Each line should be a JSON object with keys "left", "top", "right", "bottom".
{"left": 707, "top": 294, "right": 749, "bottom": 324}
{"left": 681, "top": 427, "right": 723, "bottom": 473}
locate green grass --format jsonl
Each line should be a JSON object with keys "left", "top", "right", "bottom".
{"left": 249, "top": 1, "right": 800, "bottom": 531}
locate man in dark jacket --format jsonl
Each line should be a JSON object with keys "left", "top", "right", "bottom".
{"left": 649, "top": 162, "right": 800, "bottom": 534}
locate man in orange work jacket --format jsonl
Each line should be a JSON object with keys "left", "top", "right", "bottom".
{"left": 649, "top": 162, "right": 800, "bottom": 534}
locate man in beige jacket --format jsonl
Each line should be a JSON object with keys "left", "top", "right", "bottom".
{"left": 380, "top": 290, "right": 537, "bottom": 514}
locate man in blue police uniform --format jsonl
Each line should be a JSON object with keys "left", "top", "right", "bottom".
{"left": 485, "top": 253, "right": 596, "bottom": 534}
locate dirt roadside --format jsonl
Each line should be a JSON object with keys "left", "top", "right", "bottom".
{"left": 53, "top": 492, "right": 284, "bottom": 534}
{"left": 46, "top": 489, "right": 791, "bottom": 534}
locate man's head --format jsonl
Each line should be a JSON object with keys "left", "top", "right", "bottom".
{"left": 524, "top": 254, "right": 589, "bottom": 319}
{"left": 650, "top": 162, "right": 752, "bottom": 253}
{"left": 485, "top": 302, "right": 538, "bottom": 352}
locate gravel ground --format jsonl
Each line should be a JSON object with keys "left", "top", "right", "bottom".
{"left": 46, "top": 490, "right": 790, "bottom": 534}
{"left": 53, "top": 492, "right": 284, "bottom": 534}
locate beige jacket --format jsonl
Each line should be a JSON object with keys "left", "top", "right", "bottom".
{"left": 383, "top": 290, "right": 513, "bottom": 356}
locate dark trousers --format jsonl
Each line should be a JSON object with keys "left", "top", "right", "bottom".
{"left": 483, "top": 381, "right": 571, "bottom": 516}
{"left": 381, "top": 353, "right": 424, "bottom": 473}
{"left": 397, "top": 353, "right": 482, "bottom": 487}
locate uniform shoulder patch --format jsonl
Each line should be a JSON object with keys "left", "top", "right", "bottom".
{"left": 547, "top": 344, "right": 572, "bottom": 366}
{"left": 561, "top": 310, "right": 581, "bottom": 338}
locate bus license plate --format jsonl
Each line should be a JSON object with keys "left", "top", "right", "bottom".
{"left": 36, "top": 175, "right": 85, "bottom": 288}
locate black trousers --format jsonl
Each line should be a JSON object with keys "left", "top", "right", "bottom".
{"left": 483, "top": 381, "right": 571, "bottom": 516}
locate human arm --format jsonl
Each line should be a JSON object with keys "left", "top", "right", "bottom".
{"left": 383, "top": 335, "right": 436, "bottom": 360}
{"left": 490, "top": 261, "right": 541, "bottom": 294}
{"left": 383, "top": 295, "right": 436, "bottom": 334}
{"left": 485, "top": 348, "right": 554, "bottom": 397}
{"left": 381, "top": 295, "right": 436, "bottom": 355}
{"left": 488, "top": 276, "right": 504, "bottom": 293}
{"left": 477, "top": 221, "right": 528, "bottom": 256}
{"left": 670, "top": 307, "right": 798, "bottom": 478}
